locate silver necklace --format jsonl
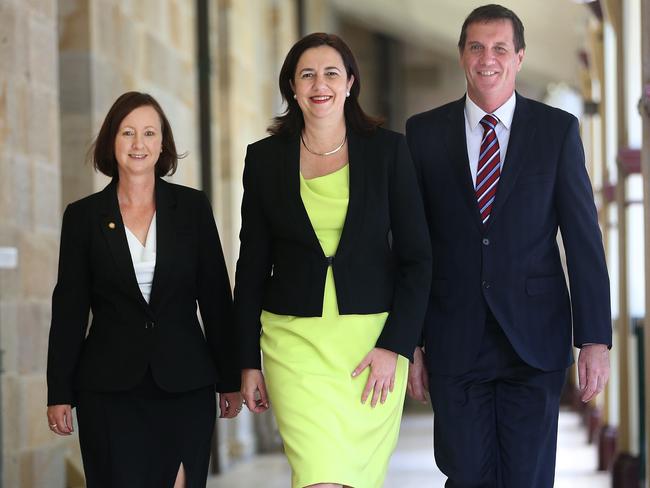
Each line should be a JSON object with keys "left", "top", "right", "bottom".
{"left": 301, "top": 133, "right": 347, "bottom": 156}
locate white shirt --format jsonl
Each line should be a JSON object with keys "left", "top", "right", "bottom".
{"left": 464, "top": 92, "right": 516, "bottom": 187}
{"left": 125, "top": 214, "right": 157, "bottom": 303}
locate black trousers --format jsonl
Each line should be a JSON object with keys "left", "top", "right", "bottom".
{"left": 76, "top": 369, "right": 216, "bottom": 488}
{"left": 428, "top": 316, "right": 566, "bottom": 488}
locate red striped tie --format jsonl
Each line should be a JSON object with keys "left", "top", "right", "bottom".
{"left": 476, "top": 114, "right": 501, "bottom": 225}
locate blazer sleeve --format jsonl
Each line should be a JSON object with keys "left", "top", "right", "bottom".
{"left": 406, "top": 117, "right": 434, "bottom": 350}
{"left": 234, "top": 145, "right": 273, "bottom": 370}
{"left": 47, "top": 203, "right": 91, "bottom": 406}
{"left": 196, "top": 193, "right": 240, "bottom": 392}
{"left": 375, "top": 134, "right": 432, "bottom": 360}
{"left": 555, "top": 116, "right": 612, "bottom": 348}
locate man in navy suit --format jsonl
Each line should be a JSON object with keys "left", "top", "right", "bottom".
{"left": 405, "top": 4, "right": 612, "bottom": 487}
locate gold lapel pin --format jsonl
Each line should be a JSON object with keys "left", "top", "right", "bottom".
{"left": 108, "top": 222, "right": 116, "bottom": 229}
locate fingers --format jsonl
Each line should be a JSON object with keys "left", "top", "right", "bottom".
{"left": 356, "top": 348, "right": 398, "bottom": 407}
{"left": 370, "top": 381, "right": 382, "bottom": 407}
{"left": 581, "top": 367, "right": 600, "bottom": 403}
{"left": 241, "top": 384, "right": 257, "bottom": 413}
{"left": 254, "top": 380, "right": 270, "bottom": 413}
{"left": 380, "top": 381, "right": 390, "bottom": 405}
{"left": 220, "top": 393, "right": 244, "bottom": 419}
{"left": 352, "top": 353, "right": 372, "bottom": 378}
{"left": 578, "top": 354, "right": 587, "bottom": 392}
{"left": 579, "top": 346, "right": 611, "bottom": 403}
{"left": 241, "top": 369, "right": 269, "bottom": 413}
{"left": 407, "top": 358, "right": 428, "bottom": 403}
{"left": 407, "top": 376, "right": 427, "bottom": 403}
{"left": 581, "top": 366, "right": 608, "bottom": 403}
{"left": 47, "top": 405, "right": 73, "bottom": 436}
{"left": 63, "top": 405, "right": 74, "bottom": 432}
{"left": 241, "top": 391, "right": 256, "bottom": 412}
{"left": 362, "top": 376, "right": 395, "bottom": 407}
{"left": 242, "top": 388, "right": 269, "bottom": 413}
{"left": 219, "top": 393, "right": 228, "bottom": 418}
{"left": 421, "top": 368, "right": 429, "bottom": 393}
{"left": 242, "top": 379, "right": 270, "bottom": 414}
{"left": 361, "top": 377, "right": 375, "bottom": 405}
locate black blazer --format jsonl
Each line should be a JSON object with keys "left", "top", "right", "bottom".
{"left": 406, "top": 93, "right": 612, "bottom": 375}
{"left": 47, "top": 178, "right": 239, "bottom": 406}
{"left": 234, "top": 127, "right": 432, "bottom": 369}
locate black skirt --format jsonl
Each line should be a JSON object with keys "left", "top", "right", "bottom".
{"left": 76, "top": 369, "right": 216, "bottom": 488}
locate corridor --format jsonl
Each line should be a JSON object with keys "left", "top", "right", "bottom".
{"left": 208, "top": 410, "right": 609, "bottom": 487}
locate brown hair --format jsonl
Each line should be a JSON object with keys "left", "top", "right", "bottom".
{"left": 90, "top": 91, "right": 184, "bottom": 177}
{"left": 268, "top": 32, "right": 383, "bottom": 137}
{"left": 458, "top": 4, "right": 526, "bottom": 53}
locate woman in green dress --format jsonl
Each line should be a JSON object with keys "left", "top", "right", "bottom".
{"left": 235, "top": 33, "right": 431, "bottom": 488}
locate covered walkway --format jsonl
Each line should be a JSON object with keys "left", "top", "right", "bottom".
{"left": 208, "top": 411, "right": 609, "bottom": 487}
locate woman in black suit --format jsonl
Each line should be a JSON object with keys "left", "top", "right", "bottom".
{"left": 46, "top": 92, "right": 242, "bottom": 488}
{"left": 236, "top": 33, "right": 431, "bottom": 488}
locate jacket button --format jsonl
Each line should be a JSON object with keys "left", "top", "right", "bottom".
{"left": 482, "top": 238, "right": 490, "bottom": 246}
{"left": 482, "top": 280, "right": 491, "bottom": 289}
{"left": 145, "top": 321, "right": 155, "bottom": 329}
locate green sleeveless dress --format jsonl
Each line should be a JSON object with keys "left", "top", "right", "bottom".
{"left": 260, "top": 164, "right": 409, "bottom": 488}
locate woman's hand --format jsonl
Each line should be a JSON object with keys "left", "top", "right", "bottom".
{"left": 352, "top": 347, "right": 398, "bottom": 407}
{"left": 241, "top": 369, "right": 270, "bottom": 413}
{"left": 219, "top": 391, "right": 244, "bottom": 418}
{"left": 47, "top": 404, "right": 74, "bottom": 436}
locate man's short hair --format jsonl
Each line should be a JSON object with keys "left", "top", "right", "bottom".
{"left": 458, "top": 4, "right": 526, "bottom": 52}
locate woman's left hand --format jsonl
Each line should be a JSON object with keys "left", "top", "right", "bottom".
{"left": 219, "top": 391, "right": 244, "bottom": 418}
{"left": 352, "top": 347, "right": 398, "bottom": 407}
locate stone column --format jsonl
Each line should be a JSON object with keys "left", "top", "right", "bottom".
{"left": 0, "top": 0, "right": 65, "bottom": 486}
{"left": 209, "top": 0, "right": 298, "bottom": 468}
{"left": 641, "top": 0, "right": 650, "bottom": 483}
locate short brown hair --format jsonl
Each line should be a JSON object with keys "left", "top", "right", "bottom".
{"left": 268, "top": 32, "right": 383, "bottom": 137}
{"left": 458, "top": 4, "right": 526, "bottom": 53}
{"left": 90, "top": 91, "right": 184, "bottom": 177}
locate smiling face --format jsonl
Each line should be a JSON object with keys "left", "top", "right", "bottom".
{"left": 460, "top": 19, "right": 524, "bottom": 112}
{"left": 291, "top": 45, "right": 354, "bottom": 126}
{"left": 114, "top": 105, "right": 162, "bottom": 178}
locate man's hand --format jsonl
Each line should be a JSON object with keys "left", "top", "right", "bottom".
{"left": 407, "top": 346, "right": 429, "bottom": 404}
{"left": 578, "top": 343, "right": 610, "bottom": 402}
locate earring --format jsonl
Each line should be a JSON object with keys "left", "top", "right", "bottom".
{"left": 346, "top": 91, "right": 350, "bottom": 97}
{"left": 293, "top": 94, "right": 297, "bottom": 99}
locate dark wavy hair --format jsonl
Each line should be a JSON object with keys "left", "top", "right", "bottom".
{"left": 458, "top": 4, "right": 526, "bottom": 53}
{"left": 89, "top": 91, "right": 185, "bottom": 178}
{"left": 268, "top": 32, "right": 383, "bottom": 136}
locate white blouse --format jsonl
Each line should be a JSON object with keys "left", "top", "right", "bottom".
{"left": 125, "top": 214, "right": 157, "bottom": 303}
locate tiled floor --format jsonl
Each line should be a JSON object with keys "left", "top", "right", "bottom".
{"left": 207, "top": 410, "right": 609, "bottom": 487}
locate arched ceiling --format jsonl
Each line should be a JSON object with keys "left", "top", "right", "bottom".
{"left": 330, "top": 0, "right": 594, "bottom": 91}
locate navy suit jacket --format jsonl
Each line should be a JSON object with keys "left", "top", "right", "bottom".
{"left": 406, "top": 93, "right": 612, "bottom": 375}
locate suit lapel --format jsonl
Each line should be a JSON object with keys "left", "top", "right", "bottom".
{"left": 487, "top": 93, "right": 535, "bottom": 228}
{"left": 444, "top": 97, "right": 484, "bottom": 231}
{"left": 98, "top": 180, "right": 153, "bottom": 315}
{"left": 148, "top": 178, "right": 176, "bottom": 311}
{"left": 282, "top": 135, "right": 324, "bottom": 254}
{"left": 281, "top": 130, "right": 365, "bottom": 259}
{"left": 336, "top": 130, "right": 365, "bottom": 259}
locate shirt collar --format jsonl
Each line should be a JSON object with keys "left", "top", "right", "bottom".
{"left": 465, "top": 92, "right": 517, "bottom": 130}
